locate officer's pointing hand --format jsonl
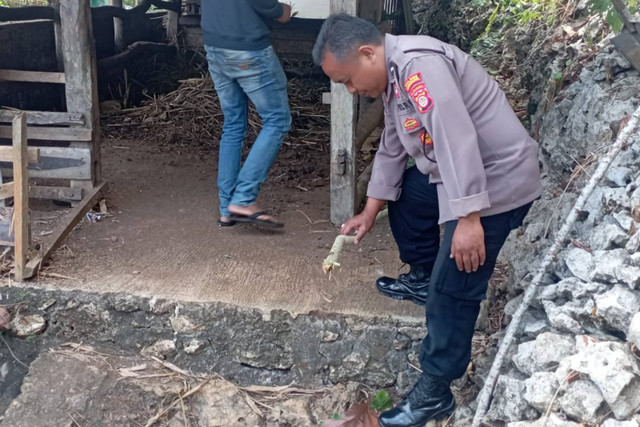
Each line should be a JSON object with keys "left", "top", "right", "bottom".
{"left": 340, "top": 212, "right": 375, "bottom": 244}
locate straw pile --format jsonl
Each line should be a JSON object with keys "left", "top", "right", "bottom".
{"left": 101, "top": 74, "right": 331, "bottom": 152}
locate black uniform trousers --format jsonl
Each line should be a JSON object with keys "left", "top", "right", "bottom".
{"left": 388, "top": 166, "right": 532, "bottom": 381}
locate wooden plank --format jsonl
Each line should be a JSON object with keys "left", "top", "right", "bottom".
{"left": 401, "top": 0, "right": 414, "bottom": 34}
{"left": 0, "top": 69, "right": 66, "bottom": 84}
{"left": 12, "top": 114, "right": 29, "bottom": 282}
{"left": 0, "top": 126, "right": 92, "bottom": 142}
{"left": 111, "top": 0, "right": 126, "bottom": 52}
{"left": 0, "top": 110, "right": 85, "bottom": 126}
{"left": 329, "top": 0, "right": 358, "bottom": 225}
{"left": 0, "top": 146, "right": 40, "bottom": 163}
{"left": 23, "top": 182, "right": 106, "bottom": 279}
{"left": 28, "top": 186, "right": 83, "bottom": 201}
{"left": 166, "top": 9, "right": 179, "bottom": 45}
{"left": 0, "top": 5, "right": 55, "bottom": 22}
{"left": 1, "top": 146, "right": 92, "bottom": 180}
{"left": 60, "top": 0, "right": 102, "bottom": 191}
{"left": 358, "top": 0, "right": 383, "bottom": 23}
{"left": 0, "top": 182, "right": 14, "bottom": 200}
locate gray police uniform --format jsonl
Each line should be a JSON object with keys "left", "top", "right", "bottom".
{"left": 369, "top": 34, "right": 542, "bottom": 380}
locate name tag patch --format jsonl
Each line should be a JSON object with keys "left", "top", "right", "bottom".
{"left": 403, "top": 118, "right": 419, "bottom": 131}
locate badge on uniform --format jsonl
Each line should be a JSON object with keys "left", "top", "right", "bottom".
{"left": 404, "top": 73, "right": 434, "bottom": 114}
{"left": 420, "top": 131, "right": 433, "bottom": 145}
{"left": 403, "top": 117, "right": 419, "bottom": 131}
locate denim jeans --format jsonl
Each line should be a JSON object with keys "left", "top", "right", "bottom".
{"left": 388, "top": 166, "right": 533, "bottom": 380}
{"left": 205, "top": 45, "right": 291, "bottom": 217}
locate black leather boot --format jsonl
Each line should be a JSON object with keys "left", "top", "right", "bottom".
{"left": 379, "top": 374, "right": 456, "bottom": 427}
{"left": 376, "top": 264, "right": 431, "bottom": 306}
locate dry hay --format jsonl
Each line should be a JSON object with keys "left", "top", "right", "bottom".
{"left": 101, "top": 74, "right": 331, "bottom": 152}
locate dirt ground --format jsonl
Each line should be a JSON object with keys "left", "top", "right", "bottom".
{"left": 15, "top": 76, "right": 423, "bottom": 321}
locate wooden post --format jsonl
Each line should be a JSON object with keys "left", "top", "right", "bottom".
{"left": 12, "top": 114, "right": 29, "bottom": 282}
{"left": 329, "top": 0, "right": 358, "bottom": 226}
{"left": 166, "top": 1, "right": 179, "bottom": 44}
{"left": 112, "top": 0, "right": 126, "bottom": 52}
{"left": 59, "top": 0, "right": 102, "bottom": 194}
{"left": 401, "top": 0, "right": 414, "bottom": 34}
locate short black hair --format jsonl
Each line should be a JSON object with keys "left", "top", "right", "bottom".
{"left": 312, "top": 13, "right": 383, "bottom": 65}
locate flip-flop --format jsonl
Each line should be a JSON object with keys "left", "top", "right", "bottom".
{"left": 217, "top": 218, "right": 236, "bottom": 227}
{"left": 228, "top": 211, "right": 284, "bottom": 228}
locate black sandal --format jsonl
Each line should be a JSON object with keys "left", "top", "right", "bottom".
{"left": 228, "top": 211, "right": 284, "bottom": 228}
{"left": 217, "top": 218, "right": 236, "bottom": 227}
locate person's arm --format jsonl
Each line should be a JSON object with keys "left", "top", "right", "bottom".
{"left": 247, "top": 0, "right": 289, "bottom": 22}
{"left": 401, "top": 56, "right": 488, "bottom": 272}
{"left": 247, "top": 0, "right": 282, "bottom": 19}
{"left": 341, "top": 101, "right": 408, "bottom": 244}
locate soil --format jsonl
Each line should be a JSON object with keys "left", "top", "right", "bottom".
{"left": 17, "top": 76, "right": 422, "bottom": 320}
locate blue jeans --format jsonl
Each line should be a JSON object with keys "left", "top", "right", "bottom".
{"left": 205, "top": 45, "right": 291, "bottom": 217}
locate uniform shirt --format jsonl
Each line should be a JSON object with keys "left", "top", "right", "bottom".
{"left": 201, "top": 0, "right": 283, "bottom": 51}
{"left": 367, "top": 34, "right": 542, "bottom": 223}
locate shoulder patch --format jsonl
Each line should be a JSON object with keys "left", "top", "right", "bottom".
{"left": 403, "top": 72, "right": 422, "bottom": 93}
{"left": 420, "top": 131, "right": 433, "bottom": 145}
{"left": 411, "top": 86, "right": 434, "bottom": 114}
{"left": 403, "top": 118, "right": 419, "bottom": 131}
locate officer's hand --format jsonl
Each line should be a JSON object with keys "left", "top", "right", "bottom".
{"left": 340, "top": 211, "right": 376, "bottom": 244}
{"left": 451, "top": 212, "right": 486, "bottom": 273}
{"left": 276, "top": 3, "right": 292, "bottom": 23}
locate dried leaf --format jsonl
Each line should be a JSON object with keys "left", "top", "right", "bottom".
{"left": 0, "top": 306, "right": 11, "bottom": 330}
{"left": 320, "top": 402, "right": 379, "bottom": 427}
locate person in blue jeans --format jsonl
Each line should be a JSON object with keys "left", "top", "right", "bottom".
{"left": 201, "top": 0, "right": 292, "bottom": 228}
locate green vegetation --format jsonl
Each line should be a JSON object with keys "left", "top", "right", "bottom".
{"left": 370, "top": 390, "right": 393, "bottom": 412}
{"left": 589, "top": 0, "right": 638, "bottom": 33}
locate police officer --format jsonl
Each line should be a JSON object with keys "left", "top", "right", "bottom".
{"left": 313, "top": 13, "right": 542, "bottom": 427}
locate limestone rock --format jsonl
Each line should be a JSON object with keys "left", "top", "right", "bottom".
{"left": 588, "top": 223, "right": 629, "bottom": 250}
{"left": 486, "top": 376, "right": 539, "bottom": 423}
{"left": 558, "top": 341, "right": 640, "bottom": 418}
{"left": 594, "top": 285, "right": 640, "bottom": 333}
{"left": 190, "top": 380, "right": 262, "bottom": 426}
{"left": 601, "top": 419, "right": 640, "bottom": 427}
{"left": 141, "top": 339, "right": 176, "bottom": 359}
{"left": 558, "top": 378, "right": 607, "bottom": 424}
{"left": 564, "top": 248, "right": 594, "bottom": 282}
{"left": 508, "top": 413, "right": 581, "bottom": 426}
{"left": 10, "top": 314, "right": 46, "bottom": 337}
{"left": 628, "top": 312, "right": 640, "bottom": 349}
{"left": 535, "top": 332, "right": 577, "bottom": 370}
{"left": 590, "top": 249, "right": 640, "bottom": 289}
{"left": 524, "top": 372, "right": 559, "bottom": 412}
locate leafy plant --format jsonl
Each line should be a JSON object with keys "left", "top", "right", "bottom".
{"left": 370, "top": 390, "right": 393, "bottom": 412}
{"left": 589, "top": 0, "right": 638, "bottom": 33}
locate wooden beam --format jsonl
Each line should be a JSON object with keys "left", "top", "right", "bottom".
{"left": 60, "top": 0, "right": 102, "bottom": 192}
{"left": 1, "top": 146, "right": 92, "bottom": 180}
{"left": 0, "top": 69, "right": 66, "bottom": 84}
{"left": 0, "top": 182, "right": 14, "bottom": 200}
{"left": 166, "top": 8, "right": 179, "bottom": 44}
{"left": 0, "top": 5, "right": 55, "bottom": 22}
{"left": 0, "top": 126, "right": 92, "bottom": 142}
{"left": 12, "top": 114, "right": 29, "bottom": 282}
{"left": 0, "top": 146, "right": 40, "bottom": 163}
{"left": 0, "top": 110, "right": 85, "bottom": 126}
{"left": 329, "top": 0, "right": 358, "bottom": 225}
{"left": 401, "top": 0, "right": 414, "bottom": 34}
{"left": 23, "top": 182, "right": 106, "bottom": 279}
{"left": 111, "top": 0, "right": 126, "bottom": 52}
{"left": 28, "top": 186, "right": 83, "bottom": 201}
